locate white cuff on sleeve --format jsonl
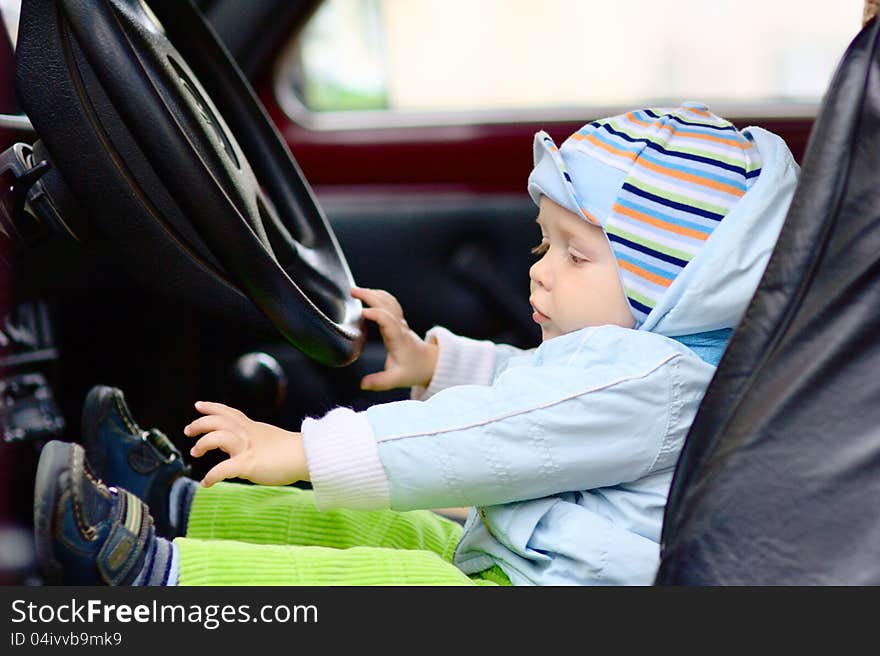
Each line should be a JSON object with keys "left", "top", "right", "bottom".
{"left": 301, "top": 407, "right": 392, "bottom": 511}
{"left": 410, "top": 326, "right": 498, "bottom": 400}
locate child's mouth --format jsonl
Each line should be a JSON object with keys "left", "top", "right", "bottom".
{"left": 532, "top": 307, "right": 551, "bottom": 324}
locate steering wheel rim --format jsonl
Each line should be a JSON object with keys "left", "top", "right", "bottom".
{"left": 15, "top": 0, "right": 365, "bottom": 366}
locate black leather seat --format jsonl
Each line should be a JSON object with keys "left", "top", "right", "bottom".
{"left": 656, "top": 16, "right": 880, "bottom": 584}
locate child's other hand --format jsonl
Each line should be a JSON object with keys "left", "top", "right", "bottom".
{"left": 183, "top": 401, "right": 309, "bottom": 488}
{"left": 351, "top": 286, "right": 439, "bottom": 391}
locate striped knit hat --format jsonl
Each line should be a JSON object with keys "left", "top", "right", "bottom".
{"left": 527, "top": 102, "right": 762, "bottom": 326}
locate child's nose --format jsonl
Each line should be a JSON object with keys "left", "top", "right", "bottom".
{"left": 529, "top": 256, "right": 551, "bottom": 289}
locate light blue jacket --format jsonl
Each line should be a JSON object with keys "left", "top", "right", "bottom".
{"left": 301, "top": 127, "right": 799, "bottom": 585}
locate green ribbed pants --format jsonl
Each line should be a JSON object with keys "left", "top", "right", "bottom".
{"left": 174, "top": 482, "right": 510, "bottom": 586}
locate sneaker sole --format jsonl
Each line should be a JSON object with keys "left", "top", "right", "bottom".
{"left": 33, "top": 441, "right": 74, "bottom": 585}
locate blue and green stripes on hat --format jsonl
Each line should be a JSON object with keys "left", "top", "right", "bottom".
{"left": 527, "top": 102, "right": 762, "bottom": 326}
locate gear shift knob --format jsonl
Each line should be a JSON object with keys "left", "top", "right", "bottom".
{"left": 222, "top": 352, "right": 288, "bottom": 421}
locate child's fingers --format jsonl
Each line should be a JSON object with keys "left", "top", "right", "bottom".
{"left": 351, "top": 287, "right": 403, "bottom": 318}
{"left": 201, "top": 457, "right": 245, "bottom": 488}
{"left": 350, "top": 285, "right": 371, "bottom": 299}
{"left": 360, "top": 371, "right": 397, "bottom": 391}
{"left": 193, "top": 400, "right": 247, "bottom": 420}
{"left": 362, "top": 307, "right": 407, "bottom": 344}
{"left": 190, "top": 430, "right": 238, "bottom": 458}
{"left": 184, "top": 414, "right": 234, "bottom": 438}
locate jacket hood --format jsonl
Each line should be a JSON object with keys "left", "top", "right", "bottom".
{"left": 639, "top": 127, "right": 800, "bottom": 336}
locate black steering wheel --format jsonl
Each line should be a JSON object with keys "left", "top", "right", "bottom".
{"left": 14, "top": 0, "right": 365, "bottom": 366}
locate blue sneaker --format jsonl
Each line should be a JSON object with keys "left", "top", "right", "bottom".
{"left": 81, "top": 385, "right": 190, "bottom": 538}
{"left": 33, "top": 440, "right": 154, "bottom": 585}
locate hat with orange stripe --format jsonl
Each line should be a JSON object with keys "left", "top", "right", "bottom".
{"left": 527, "top": 101, "right": 763, "bottom": 326}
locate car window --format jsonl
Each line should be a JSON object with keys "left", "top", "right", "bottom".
{"left": 275, "top": 0, "right": 862, "bottom": 126}
{"left": 0, "top": 0, "right": 18, "bottom": 48}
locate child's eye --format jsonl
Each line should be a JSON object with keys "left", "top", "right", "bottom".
{"left": 531, "top": 240, "right": 549, "bottom": 256}
{"left": 567, "top": 249, "right": 588, "bottom": 264}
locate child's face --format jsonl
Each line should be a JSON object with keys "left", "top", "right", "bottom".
{"left": 529, "top": 197, "right": 634, "bottom": 340}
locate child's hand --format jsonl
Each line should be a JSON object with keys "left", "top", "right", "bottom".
{"left": 183, "top": 401, "right": 309, "bottom": 488}
{"left": 351, "top": 286, "right": 439, "bottom": 391}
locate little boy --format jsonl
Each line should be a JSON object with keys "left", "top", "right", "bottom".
{"left": 33, "top": 102, "right": 799, "bottom": 586}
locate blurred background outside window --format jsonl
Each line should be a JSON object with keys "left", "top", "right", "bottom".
{"left": 0, "top": 0, "right": 18, "bottom": 48}
{"left": 277, "top": 0, "right": 862, "bottom": 119}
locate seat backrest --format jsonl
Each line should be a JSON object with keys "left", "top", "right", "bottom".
{"left": 656, "top": 16, "right": 880, "bottom": 584}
